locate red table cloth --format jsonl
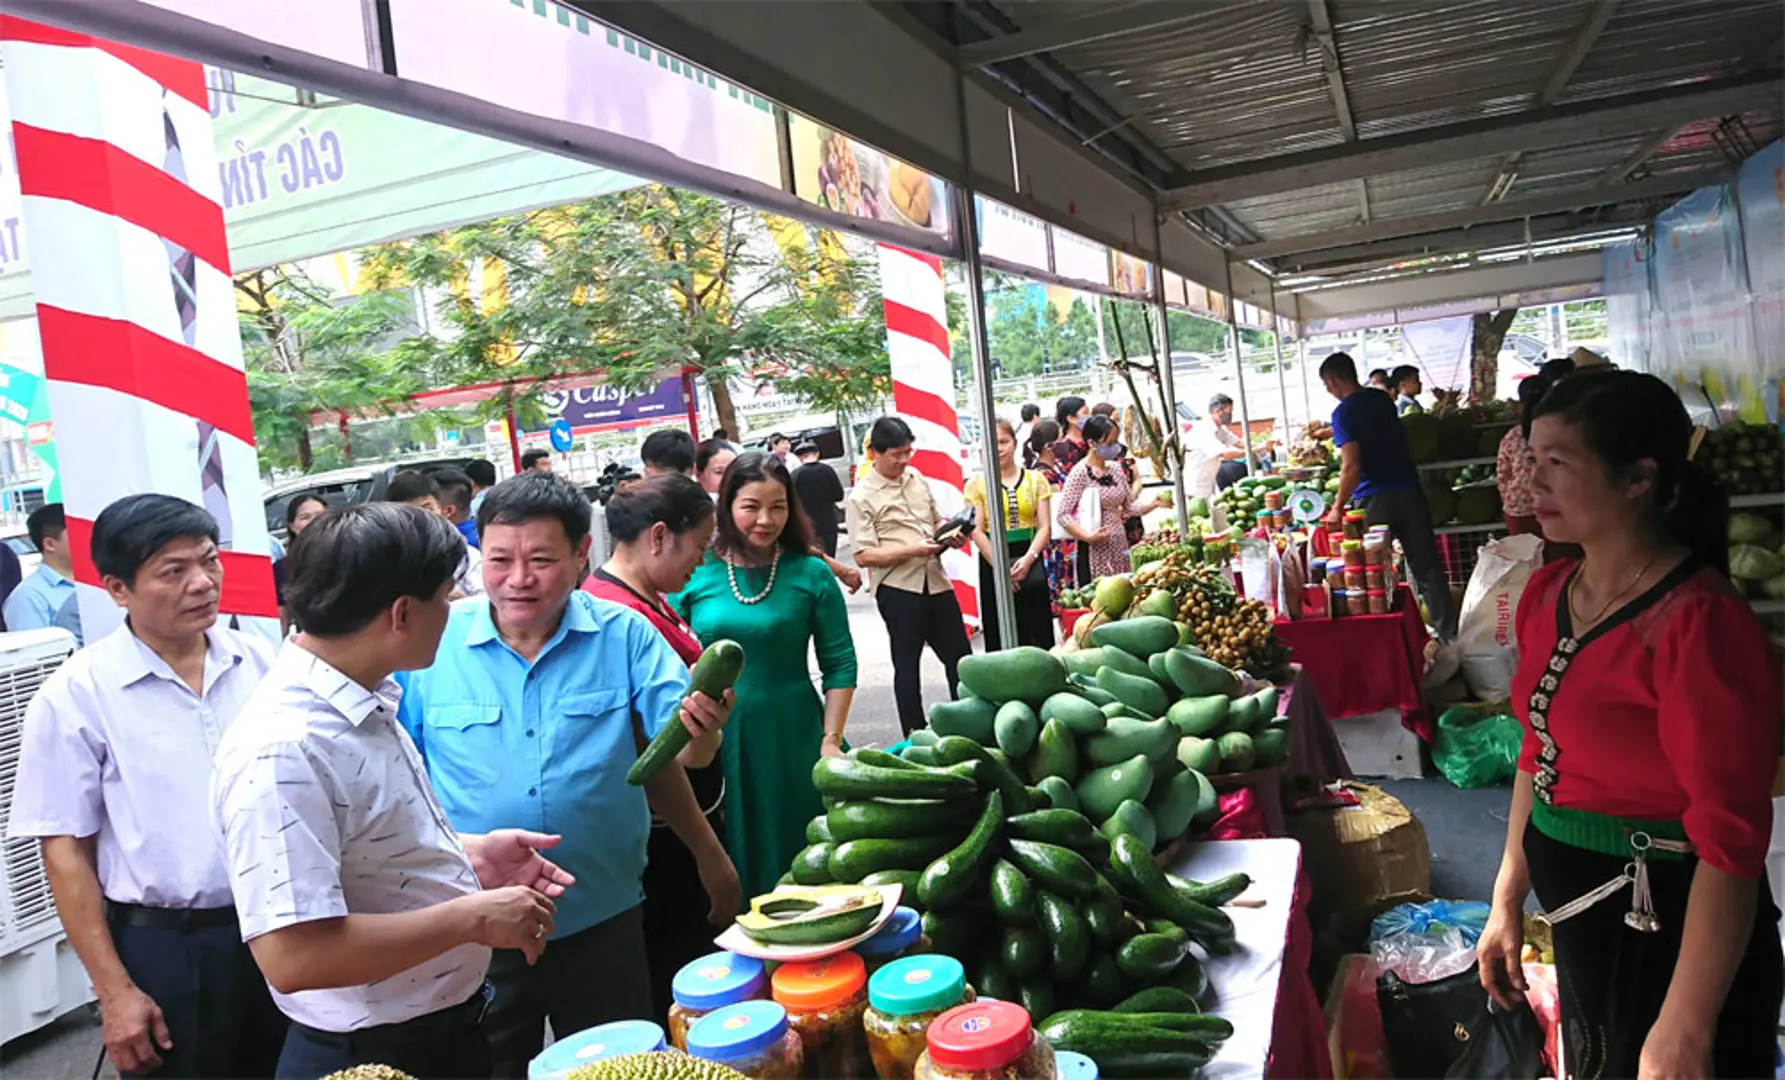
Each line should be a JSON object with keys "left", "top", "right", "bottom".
{"left": 1274, "top": 585, "right": 1432, "bottom": 740}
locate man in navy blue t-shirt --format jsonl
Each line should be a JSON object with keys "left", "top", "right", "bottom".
{"left": 1319, "top": 352, "right": 1455, "bottom": 641}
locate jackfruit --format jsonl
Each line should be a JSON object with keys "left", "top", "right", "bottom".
{"left": 1454, "top": 487, "right": 1502, "bottom": 526}
{"left": 1401, "top": 412, "right": 1442, "bottom": 464}
{"left": 322, "top": 1069, "right": 416, "bottom": 1080}
{"left": 567, "top": 1053, "right": 747, "bottom": 1080}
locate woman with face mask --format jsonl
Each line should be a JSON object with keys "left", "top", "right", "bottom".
{"left": 674, "top": 452, "right": 858, "bottom": 898}
{"left": 1057, "top": 415, "right": 1166, "bottom": 584}
{"left": 1474, "top": 370, "right": 1782, "bottom": 1080}
{"left": 1049, "top": 396, "right": 1092, "bottom": 474}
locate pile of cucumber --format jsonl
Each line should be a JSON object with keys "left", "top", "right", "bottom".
{"left": 792, "top": 748, "right": 1246, "bottom": 1058}
{"left": 909, "top": 625, "right": 1287, "bottom": 855}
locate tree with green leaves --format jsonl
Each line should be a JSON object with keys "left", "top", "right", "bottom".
{"left": 236, "top": 268, "right": 420, "bottom": 473}
{"left": 362, "top": 186, "right": 888, "bottom": 438}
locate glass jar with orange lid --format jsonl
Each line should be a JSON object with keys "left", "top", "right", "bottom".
{"left": 669, "top": 951, "right": 769, "bottom": 1051}
{"left": 863, "top": 955, "right": 971, "bottom": 1080}
{"left": 854, "top": 907, "right": 930, "bottom": 974}
{"left": 772, "top": 950, "right": 874, "bottom": 1080}
{"left": 686, "top": 1000, "right": 804, "bottom": 1080}
{"left": 915, "top": 1000, "right": 1054, "bottom": 1080}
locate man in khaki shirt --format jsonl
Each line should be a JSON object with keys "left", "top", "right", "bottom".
{"left": 846, "top": 417, "right": 971, "bottom": 735}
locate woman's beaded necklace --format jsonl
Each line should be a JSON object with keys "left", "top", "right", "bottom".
{"left": 726, "top": 550, "right": 780, "bottom": 605}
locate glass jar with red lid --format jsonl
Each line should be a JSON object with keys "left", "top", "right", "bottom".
{"left": 914, "top": 1000, "right": 1054, "bottom": 1080}
{"left": 772, "top": 950, "right": 874, "bottom": 1080}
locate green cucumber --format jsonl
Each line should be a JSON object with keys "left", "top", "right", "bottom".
{"left": 1075, "top": 754, "right": 1154, "bottom": 822}
{"left": 928, "top": 697, "right": 998, "bottom": 743}
{"left": 627, "top": 639, "right": 745, "bottom": 784}
{"left": 1005, "top": 839, "right": 1103, "bottom": 900}
{"left": 1028, "top": 718, "right": 1079, "bottom": 784}
{"left": 860, "top": 869, "right": 923, "bottom": 899}
{"left": 1005, "top": 809, "right": 1097, "bottom": 848}
{"left": 1037, "top": 1015, "right": 1218, "bottom": 1078}
{"left": 829, "top": 836, "right": 957, "bottom": 883}
{"left": 974, "top": 955, "right": 1021, "bottom": 1002}
{"left": 1083, "top": 950, "right": 1131, "bottom": 1008}
{"left": 1107, "top": 833, "right": 1233, "bottom": 941}
{"left": 918, "top": 791, "right": 1004, "bottom": 907}
{"left": 1116, "top": 931, "right": 1189, "bottom": 981}
{"left": 812, "top": 756, "right": 978, "bottom": 801}
{"left": 1033, "top": 775, "right": 1079, "bottom": 811}
{"left": 1040, "top": 692, "right": 1108, "bottom": 735}
{"left": 827, "top": 798, "right": 965, "bottom": 841}
{"left": 923, "top": 908, "right": 991, "bottom": 960}
{"left": 1000, "top": 924, "right": 1047, "bottom": 979}
{"left": 932, "top": 736, "right": 1035, "bottom": 813}
{"left": 993, "top": 701, "right": 1041, "bottom": 757}
{"left": 1096, "top": 667, "right": 1169, "bottom": 719}
{"left": 989, "top": 858, "right": 1035, "bottom": 923}
{"left": 805, "top": 815, "right": 834, "bottom": 845}
{"left": 901, "top": 745, "right": 938, "bottom": 765}
{"left": 1081, "top": 892, "right": 1125, "bottom": 948}
{"left": 1112, "top": 987, "right": 1202, "bottom": 1014}
{"left": 1017, "top": 980, "right": 1058, "bottom": 1025}
{"left": 852, "top": 748, "right": 922, "bottom": 771}
{"left": 1034, "top": 890, "right": 1090, "bottom": 981}
{"left": 956, "top": 647, "right": 1068, "bottom": 704}
{"left": 791, "top": 843, "right": 835, "bottom": 885}
{"left": 1167, "top": 871, "right": 1252, "bottom": 908}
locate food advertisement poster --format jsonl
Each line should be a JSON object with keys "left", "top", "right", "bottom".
{"left": 789, "top": 115, "right": 950, "bottom": 240}
{"left": 1652, "top": 184, "right": 1758, "bottom": 422}
{"left": 977, "top": 196, "right": 1049, "bottom": 273}
{"left": 1736, "top": 140, "right": 1783, "bottom": 424}
{"left": 1111, "top": 250, "right": 1151, "bottom": 297}
{"left": 1052, "top": 228, "right": 1111, "bottom": 288}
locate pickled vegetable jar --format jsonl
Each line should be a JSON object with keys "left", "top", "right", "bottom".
{"left": 669, "top": 951, "right": 769, "bottom": 1051}
{"left": 855, "top": 907, "right": 930, "bottom": 973}
{"left": 864, "top": 955, "right": 968, "bottom": 1080}
{"left": 1367, "top": 588, "right": 1389, "bottom": 615}
{"left": 772, "top": 950, "right": 873, "bottom": 1080}
{"left": 686, "top": 1000, "right": 804, "bottom": 1080}
{"left": 528, "top": 1020, "right": 666, "bottom": 1080}
{"left": 915, "top": 1001, "right": 1054, "bottom": 1080}
{"left": 1054, "top": 1051, "right": 1099, "bottom": 1080}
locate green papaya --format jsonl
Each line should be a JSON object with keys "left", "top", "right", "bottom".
{"left": 1253, "top": 727, "right": 1290, "bottom": 767}
{"left": 1160, "top": 648, "right": 1242, "bottom": 698}
{"left": 929, "top": 697, "right": 997, "bottom": 743}
{"left": 1076, "top": 754, "right": 1154, "bottom": 822}
{"left": 1029, "top": 718, "right": 1079, "bottom": 783}
{"left": 1090, "top": 616, "right": 1182, "bottom": 659}
{"left": 1165, "top": 695, "right": 1229, "bottom": 737}
{"left": 1084, "top": 716, "right": 1178, "bottom": 768}
{"left": 1040, "top": 692, "right": 1108, "bottom": 735}
{"left": 1177, "top": 736, "right": 1221, "bottom": 775}
{"left": 957, "top": 647, "right": 1068, "bottom": 704}
{"left": 1147, "top": 768, "right": 1200, "bottom": 840}
{"left": 994, "top": 700, "right": 1041, "bottom": 757}
{"left": 1098, "top": 799, "right": 1158, "bottom": 851}
{"left": 1096, "top": 667, "right": 1169, "bottom": 719}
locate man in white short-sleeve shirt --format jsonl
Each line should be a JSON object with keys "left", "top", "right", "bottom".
{"left": 1184, "top": 394, "right": 1251, "bottom": 500}
{"left": 4, "top": 495, "right": 287, "bottom": 1078}
{"left": 213, "top": 502, "right": 571, "bottom": 1078}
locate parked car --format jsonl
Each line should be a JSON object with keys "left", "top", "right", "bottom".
{"left": 1, "top": 524, "right": 40, "bottom": 577}
{"left": 262, "top": 457, "right": 479, "bottom": 542}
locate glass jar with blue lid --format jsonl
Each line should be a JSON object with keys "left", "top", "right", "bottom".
{"left": 1054, "top": 1050, "right": 1099, "bottom": 1080}
{"left": 863, "top": 954, "right": 972, "bottom": 1080}
{"left": 685, "top": 999, "right": 804, "bottom": 1080}
{"left": 527, "top": 1020, "right": 666, "bottom": 1080}
{"left": 853, "top": 906, "right": 931, "bottom": 973}
{"left": 669, "top": 951, "right": 769, "bottom": 1051}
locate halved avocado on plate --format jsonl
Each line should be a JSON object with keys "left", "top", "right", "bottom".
{"left": 736, "top": 884, "right": 884, "bottom": 945}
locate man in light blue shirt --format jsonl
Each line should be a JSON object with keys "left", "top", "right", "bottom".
{"left": 397, "top": 472, "right": 734, "bottom": 1077}
{"left": 5, "top": 503, "right": 77, "bottom": 632}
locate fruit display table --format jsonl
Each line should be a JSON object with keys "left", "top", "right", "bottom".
{"left": 1165, "top": 838, "right": 1329, "bottom": 1080}
{"left": 1273, "top": 586, "right": 1433, "bottom": 741}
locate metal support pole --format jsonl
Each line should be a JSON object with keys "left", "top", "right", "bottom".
{"left": 1269, "top": 283, "right": 1292, "bottom": 456}
{"left": 1150, "top": 208, "right": 1188, "bottom": 536}
{"left": 1296, "top": 295, "right": 1313, "bottom": 422}
{"left": 953, "top": 63, "right": 1018, "bottom": 650}
{"left": 1222, "top": 258, "right": 1256, "bottom": 476}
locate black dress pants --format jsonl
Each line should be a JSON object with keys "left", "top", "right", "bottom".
{"left": 876, "top": 585, "right": 970, "bottom": 735}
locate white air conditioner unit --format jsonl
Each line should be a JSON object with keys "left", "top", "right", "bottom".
{"left": 0, "top": 628, "right": 94, "bottom": 1043}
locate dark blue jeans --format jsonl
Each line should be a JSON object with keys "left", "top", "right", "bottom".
{"left": 109, "top": 916, "right": 286, "bottom": 1078}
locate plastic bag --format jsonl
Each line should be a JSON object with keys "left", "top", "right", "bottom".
{"left": 1455, "top": 534, "right": 1544, "bottom": 700}
{"left": 1444, "top": 998, "right": 1544, "bottom": 1079}
{"left": 1433, "top": 706, "right": 1525, "bottom": 789}
{"left": 1369, "top": 899, "right": 1491, "bottom": 984}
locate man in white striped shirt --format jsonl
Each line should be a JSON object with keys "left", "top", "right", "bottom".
{"left": 213, "top": 503, "right": 572, "bottom": 1077}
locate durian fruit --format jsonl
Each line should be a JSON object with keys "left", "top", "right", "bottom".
{"left": 567, "top": 1052, "right": 748, "bottom": 1080}
{"left": 321, "top": 1068, "right": 416, "bottom": 1080}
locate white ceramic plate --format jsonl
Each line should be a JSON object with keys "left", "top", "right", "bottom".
{"left": 714, "top": 883, "right": 903, "bottom": 963}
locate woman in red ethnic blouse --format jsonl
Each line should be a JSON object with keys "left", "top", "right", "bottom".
{"left": 1476, "top": 371, "right": 1782, "bottom": 1080}
{"left": 581, "top": 474, "right": 742, "bottom": 1023}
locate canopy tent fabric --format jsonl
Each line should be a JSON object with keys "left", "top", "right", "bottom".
{"left": 0, "top": 69, "right": 649, "bottom": 322}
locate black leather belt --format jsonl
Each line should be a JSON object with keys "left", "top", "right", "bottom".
{"left": 290, "top": 984, "right": 493, "bottom": 1049}
{"left": 108, "top": 902, "right": 238, "bottom": 931}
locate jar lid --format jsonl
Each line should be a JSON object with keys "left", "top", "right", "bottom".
{"left": 529, "top": 1021, "right": 666, "bottom": 1079}
{"left": 1344, "top": 509, "right": 1366, "bottom": 520}
{"left": 1057, "top": 1050, "right": 1101, "bottom": 1080}
{"left": 772, "top": 950, "right": 866, "bottom": 1011}
{"left": 925, "top": 1000, "right": 1033, "bottom": 1071}
{"left": 1255, "top": 509, "right": 1273, "bottom": 520}
{"left": 1340, "top": 540, "right": 1363, "bottom": 551}
{"left": 672, "top": 951, "right": 766, "bottom": 1011}
{"left": 686, "top": 1000, "right": 789, "bottom": 1063}
{"left": 869, "top": 954, "right": 966, "bottom": 1016}
{"left": 856, "top": 906, "right": 921, "bottom": 958}
{"left": 1367, "top": 588, "right": 1386, "bottom": 597}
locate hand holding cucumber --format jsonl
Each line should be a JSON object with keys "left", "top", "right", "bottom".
{"left": 673, "top": 689, "right": 735, "bottom": 767}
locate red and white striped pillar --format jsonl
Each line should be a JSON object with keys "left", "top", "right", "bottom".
{"left": 0, "top": 18, "right": 277, "bottom": 639}
{"left": 878, "top": 243, "right": 977, "bottom": 629}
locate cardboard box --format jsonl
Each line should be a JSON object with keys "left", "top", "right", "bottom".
{"left": 1290, "top": 782, "right": 1431, "bottom": 932}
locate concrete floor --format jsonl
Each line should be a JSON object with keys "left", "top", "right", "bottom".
{"left": 0, "top": 578, "right": 1526, "bottom": 1077}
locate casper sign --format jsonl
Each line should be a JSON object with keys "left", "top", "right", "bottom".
{"left": 526, "top": 376, "right": 687, "bottom": 435}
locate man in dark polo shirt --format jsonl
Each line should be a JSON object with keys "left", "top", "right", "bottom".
{"left": 1319, "top": 352, "right": 1455, "bottom": 642}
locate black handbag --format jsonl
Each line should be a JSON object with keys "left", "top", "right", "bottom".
{"left": 1444, "top": 999, "right": 1544, "bottom": 1079}
{"left": 1376, "top": 969, "right": 1488, "bottom": 1079}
